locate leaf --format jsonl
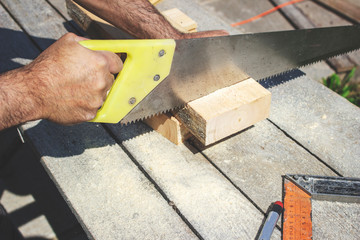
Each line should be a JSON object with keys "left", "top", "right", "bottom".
{"left": 322, "top": 77, "right": 328, "bottom": 86}
{"left": 329, "top": 74, "right": 336, "bottom": 90}
{"left": 342, "top": 89, "right": 350, "bottom": 98}
{"left": 334, "top": 74, "right": 341, "bottom": 90}
{"left": 343, "top": 67, "right": 356, "bottom": 85}
{"left": 347, "top": 97, "right": 355, "bottom": 103}
{"left": 341, "top": 85, "right": 351, "bottom": 93}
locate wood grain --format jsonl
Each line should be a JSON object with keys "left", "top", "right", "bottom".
{"left": 162, "top": 8, "right": 197, "bottom": 32}
{"left": 176, "top": 79, "right": 271, "bottom": 145}
{"left": 315, "top": 0, "right": 360, "bottom": 23}
{"left": 143, "top": 113, "right": 191, "bottom": 145}
{"left": 149, "top": 0, "right": 163, "bottom": 5}
{"left": 1, "top": 0, "right": 74, "bottom": 50}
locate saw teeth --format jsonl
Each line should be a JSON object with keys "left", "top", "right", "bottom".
{"left": 261, "top": 46, "right": 360, "bottom": 85}
{"left": 119, "top": 106, "right": 184, "bottom": 125}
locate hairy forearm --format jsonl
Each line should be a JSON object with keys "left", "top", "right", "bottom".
{"left": 0, "top": 67, "right": 42, "bottom": 130}
{"left": 74, "top": 0, "right": 183, "bottom": 39}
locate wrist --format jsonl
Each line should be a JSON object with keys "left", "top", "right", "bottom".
{"left": 0, "top": 66, "right": 44, "bottom": 129}
{"left": 11, "top": 66, "right": 45, "bottom": 122}
{"left": 21, "top": 64, "right": 49, "bottom": 121}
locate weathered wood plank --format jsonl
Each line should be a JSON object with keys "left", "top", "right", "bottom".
{"left": 312, "top": 200, "right": 360, "bottom": 239}
{"left": 272, "top": 0, "right": 358, "bottom": 72}
{"left": 107, "top": 122, "right": 280, "bottom": 239}
{"left": 0, "top": 5, "right": 39, "bottom": 72}
{"left": 0, "top": 4, "right": 87, "bottom": 239}
{"left": 198, "top": 119, "right": 337, "bottom": 211}
{"left": 314, "top": 0, "right": 360, "bottom": 23}
{"left": 295, "top": 0, "right": 351, "bottom": 27}
{"left": 4, "top": 0, "right": 197, "bottom": 238}
{"left": 47, "top": 0, "right": 72, "bottom": 20}
{"left": 268, "top": 74, "right": 360, "bottom": 177}
{"left": 196, "top": 0, "right": 293, "bottom": 33}
{"left": 11, "top": 1, "right": 360, "bottom": 239}
{"left": 1, "top": 0, "right": 76, "bottom": 50}
{"left": 23, "top": 121, "right": 197, "bottom": 240}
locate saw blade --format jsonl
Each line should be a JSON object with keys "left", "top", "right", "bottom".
{"left": 121, "top": 25, "right": 360, "bottom": 124}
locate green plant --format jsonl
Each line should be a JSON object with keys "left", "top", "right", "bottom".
{"left": 323, "top": 67, "right": 360, "bottom": 107}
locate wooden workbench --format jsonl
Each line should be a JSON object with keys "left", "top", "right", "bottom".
{"left": 1, "top": 0, "right": 359, "bottom": 239}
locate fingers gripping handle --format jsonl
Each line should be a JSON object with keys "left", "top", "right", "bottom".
{"left": 80, "top": 39, "right": 176, "bottom": 123}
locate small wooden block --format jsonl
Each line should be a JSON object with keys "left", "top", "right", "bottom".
{"left": 175, "top": 79, "right": 271, "bottom": 146}
{"left": 143, "top": 113, "right": 191, "bottom": 145}
{"left": 162, "top": 8, "right": 198, "bottom": 33}
{"left": 149, "top": 0, "right": 164, "bottom": 5}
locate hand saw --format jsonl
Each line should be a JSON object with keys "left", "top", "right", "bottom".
{"left": 79, "top": 25, "right": 360, "bottom": 124}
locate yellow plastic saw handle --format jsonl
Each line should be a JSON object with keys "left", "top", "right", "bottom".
{"left": 80, "top": 39, "right": 176, "bottom": 123}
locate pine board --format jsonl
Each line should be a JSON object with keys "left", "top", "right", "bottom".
{"left": 176, "top": 79, "right": 271, "bottom": 145}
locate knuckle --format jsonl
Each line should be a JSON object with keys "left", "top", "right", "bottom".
{"left": 89, "top": 97, "right": 104, "bottom": 109}
{"left": 94, "top": 78, "right": 108, "bottom": 91}
{"left": 95, "top": 54, "right": 108, "bottom": 69}
{"left": 85, "top": 111, "right": 97, "bottom": 121}
{"left": 63, "top": 32, "right": 76, "bottom": 41}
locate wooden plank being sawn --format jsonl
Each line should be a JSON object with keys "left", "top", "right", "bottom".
{"left": 66, "top": 0, "right": 271, "bottom": 146}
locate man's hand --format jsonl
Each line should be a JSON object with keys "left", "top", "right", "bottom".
{"left": 31, "top": 33, "right": 122, "bottom": 124}
{"left": 0, "top": 33, "right": 122, "bottom": 130}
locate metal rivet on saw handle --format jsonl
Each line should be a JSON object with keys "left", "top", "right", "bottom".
{"left": 159, "top": 49, "right": 165, "bottom": 57}
{"left": 153, "top": 74, "right": 160, "bottom": 81}
{"left": 128, "top": 97, "right": 136, "bottom": 105}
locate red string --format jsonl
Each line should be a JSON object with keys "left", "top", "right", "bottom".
{"left": 231, "top": 0, "right": 306, "bottom": 27}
